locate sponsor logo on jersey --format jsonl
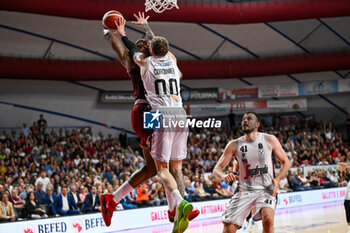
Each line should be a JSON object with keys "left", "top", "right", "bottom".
{"left": 258, "top": 143, "right": 264, "bottom": 156}
{"left": 248, "top": 164, "right": 268, "bottom": 177}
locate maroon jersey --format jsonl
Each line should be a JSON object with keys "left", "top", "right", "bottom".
{"left": 129, "top": 66, "right": 146, "bottom": 100}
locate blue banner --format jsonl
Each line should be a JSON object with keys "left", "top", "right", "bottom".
{"left": 298, "top": 80, "right": 338, "bottom": 95}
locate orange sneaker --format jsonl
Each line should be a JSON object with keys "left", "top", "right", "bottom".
{"left": 168, "top": 208, "right": 200, "bottom": 223}
{"left": 101, "top": 194, "right": 118, "bottom": 227}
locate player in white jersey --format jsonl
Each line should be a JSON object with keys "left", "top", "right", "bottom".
{"left": 213, "top": 112, "right": 291, "bottom": 233}
{"left": 134, "top": 36, "right": 193, "bottom": 233}
{"left": 337, "top": 162, "right": 350, "bottom": 233}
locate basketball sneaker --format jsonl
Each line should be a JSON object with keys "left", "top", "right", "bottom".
{"left": 101, "top": 194, "right": 118, "bottom": 227}
{"left": 171, "top": 200, "right": 193, "bottom": 233}
{"left": 168, "top": 209, "right": 200, "bottom": 222}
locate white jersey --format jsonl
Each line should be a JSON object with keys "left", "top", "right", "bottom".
{"left": 142, "top": 54, "right": 183, "bottom": 108}
{"left": 236, "top": 132, "right": 274, "bottom": 192}
{"left": 345, "top": 182, "right": 350, "bottom": 200}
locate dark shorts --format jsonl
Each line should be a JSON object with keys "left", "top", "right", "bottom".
{"left": 345, "top": 200, "right": 350, "bottom": 223}
{"left": 131, "top": 102, "right": 151, "bottom": 149}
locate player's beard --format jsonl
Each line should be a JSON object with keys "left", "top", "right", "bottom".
{"left": 242, "top": 127, "right": 254, "bottom": 134}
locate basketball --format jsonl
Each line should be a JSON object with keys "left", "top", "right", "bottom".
{"left": 102, "top": 10, "right": 124, "bottom": 29}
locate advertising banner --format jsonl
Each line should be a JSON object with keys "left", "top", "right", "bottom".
{"left": 276, "top": 187, "right": 346, "bottom": 209}
{"left": 181, "top": 88, "right": 219, "bottom": 101}
{"left": 267, "top": 99, "right": 307, "bottom": 111}
{"left": 0, "top": 187, "right": 346, "bottom": 233}
{"left": 258, "top": 84, "right": 299, "bottom": 98}
{"left": 219, "top": 87, "right": 259, "bottom": 101}
{"left": 279, "top": 84, "right": 299, "bottom": 97}
{"left": 298, "top": 80, "right": 338, "bottom": 95}
{"left": 99, "top": 91, "right": 134, "bottom": 103}
{"left": 259, "top": 84, "right": 280, "bottom": 98}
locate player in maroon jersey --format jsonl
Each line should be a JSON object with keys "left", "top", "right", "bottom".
{"left": 100, "top": 12, "right": 199, "bottom": 227}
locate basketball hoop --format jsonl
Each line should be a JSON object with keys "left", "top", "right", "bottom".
{"left": 145, "top": 0, "right": 179, "bottom": 13}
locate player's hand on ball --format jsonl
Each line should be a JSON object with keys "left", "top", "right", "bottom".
{"left": 224, "top": 173, "right": 238, "bottom": 182}
{"left": 115, "top": 18, "right": 127, "bottom": 37}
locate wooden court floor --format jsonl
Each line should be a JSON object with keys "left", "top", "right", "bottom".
{"left": 111, "top": 201, "right": 348, "bottom": 233}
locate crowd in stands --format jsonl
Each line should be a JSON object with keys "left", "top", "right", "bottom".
{"left": 0, "top": 114, "right": 349, "bottom": 222}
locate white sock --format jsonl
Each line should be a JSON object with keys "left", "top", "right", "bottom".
{"left": 166, "top": 189, "right": 176, "bottom": 212}
{"left": 348, "top": 225, "right": 350, "bottom": 233}
{"left": 166, "top": 189, "right": 176, "bottom": 211}
{"left": 171, "top": 189, "right": 183, "bottom": 207}
{"left": 113, "top": 181, "right": 133, "bottom": 204}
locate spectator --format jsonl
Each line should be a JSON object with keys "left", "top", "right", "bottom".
{"left": 278, "top": 174, "right": 292, "bottom": 193}
{"left": 21, "top": 123, "right": 31, "bottom": 138}
{"left": 185, "top": 179, "right": 201, "bottom": 202}
{"left": 194, "top": 181, "right": 211, "bottom": 200}
{"left": 228, "top": 109, "right": 236, "bottom": 130}
{"left": 211, "top": 176, "right": 231, "bottom": 198}
{"left": 135, "top": 182, "right": 153, "bottom": 207}
{"left": 81, "top": 185, "right": 101, "bottom": 213}
{"left": 291, "top": 172, "right": 305, "bottom": 191}
{"left": 319, "top": 171, "right": 337, "bottom": 188}
{"left": 20, "top": 185, "right": 32, "bottom": 200}
{"left": 43, "top": 185, "right": 55, "bottom": 215}
{"left": 10, "top": 188, "right": 26, "bottom": 219}
{"left": 298, "top": 173, "right": 312, "bottom": 190}
{"left": 203, "top": 179, "right": 219, "bottom": 198}
{"left": 79, "top": 186, "right": 88, "bottom": 203}
{"left": 318, "top": 158, "right": 329, "bottom": 165}
{"left": 103, "top": 166, "right": 113, "bottom": 184}
{"left": 120, "top": 192, "right": 137, "bottom": 209}
{"left": 104, "top": 184, "right": 113, "bottom": 194}
{"left": 119, "top": 128, "right": 127, "bottom": 149}
{"left": 329, "top": 171, "right": 339, "bottom": 186}
{"left": 30, "top": 121, "right": 40, "bottom": 138}
{"left": 149, "top": 181, "right": 167, "bottom": 206}
{"left": 35, "top": 171, "right": 52, "bottom": 192}
{"left": 34, "top": 181, "right": 46, "bottom": 205}
{"left": 24, "top": 191, "right": 48, "bottom": 219}
{"left": 52, "top": 186, "right": 79, "bottom": 216}
{"left": 309, "top": 172, "right": 322, "bottom": 189}
{"left": 0, "top": 192, "right": 16, "bottom": 222}
{"left": 37, "top": 114, "right": 47, "bottom": 136}
{"left": 69, "top": 184, "right": 81, "bottom": 209}
{"left": 0, "top": 159, "right": 7, "bottom": 176}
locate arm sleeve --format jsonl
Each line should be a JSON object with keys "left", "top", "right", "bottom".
{"left": 121, "top": 36, "right": 140, "bottom": 59}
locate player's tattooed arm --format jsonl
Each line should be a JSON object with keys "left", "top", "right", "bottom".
{"left": 104, "top": 29, "right": 133, "bottom": 71}
{"left": 132, "top": 11, "right": 155, "bottom": 42}
{"left": 172, "top": 169, "right": 185, "bottom": 197}
{"left": 143, "top": 23, "right": 155, "bottom": 42}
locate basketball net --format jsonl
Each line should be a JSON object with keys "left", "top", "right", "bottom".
{"left": 145, "top": 0, "right": 179, "bottom": 13}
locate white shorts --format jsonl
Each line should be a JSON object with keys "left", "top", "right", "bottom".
{"left": 150, "top": 108, "right": 188, "bottom": 162}
{"left": 221, "top": 190, "right": 276, "bottom": 228}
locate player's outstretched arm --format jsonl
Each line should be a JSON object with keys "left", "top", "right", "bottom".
{"left": 266, "top": 134, "right": 291, "bottom": 197}
{"left": 132, "top": 11, "right": 155, "bottom": 42}
{"left": 113, "top": 18, "right": 142, "bottom": 60}
{"left": 213, "top": 140, "right": 237, "bottom": 182}
{"left": 104, "top": 26, "right": 133, "bottom": 72}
